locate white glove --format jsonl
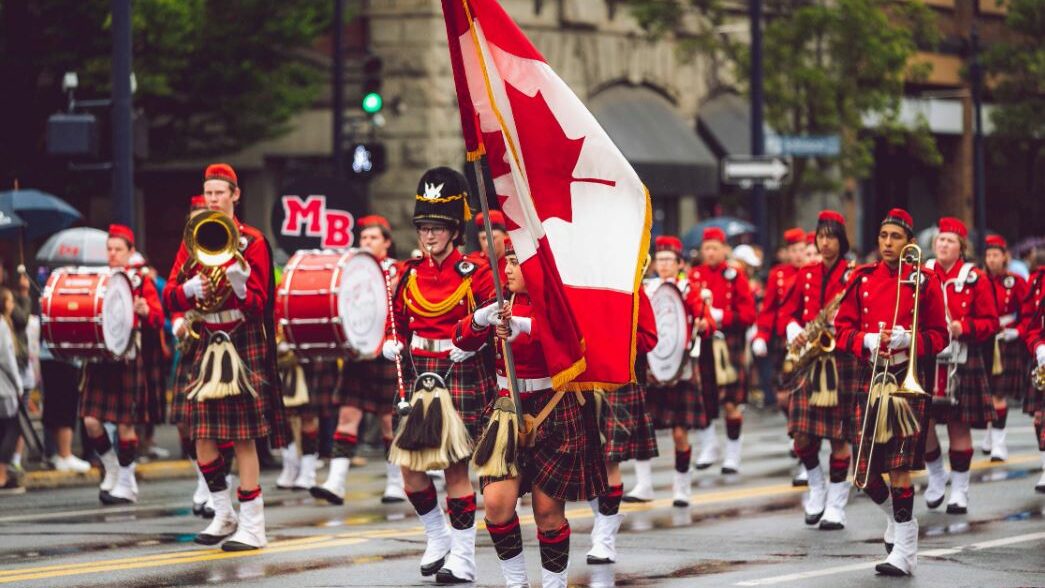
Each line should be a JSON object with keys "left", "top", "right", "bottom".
{"left": 473, "top": 303, "right": 501, "bottom": 328}
{"left": 382, "top": 339, "right": 403, "bottom": 361}
{"left": 1001, "top": 328, "right": 1019, "bottom": 342}
{"left": 785, "top": 321, "right": 804, "bottom": 344}
{"left": 710, "top": 307, "right": 724, "bottom": 322}
{"left": 863, "top": 332, "right": 881, "bottom": 352}
{"left": 225, "top": 263, "right": 250, "bottom": 300}
{"left": 888, "top": 324, "right": 911, "bottom": 351}
{"left": 506, "top": 316, "right": 532, "bottom": 342}
{"left": 449, "top": 344, "right": 475, "bottom": 363}
{"left": 751, "top": 338, "right": 768, "bottom": 357}
{"left": 182, "top": 275, "right": 204, "bottom": 300}
{"left": 277, "top": 340, "right": 291, "bottom": 354}
{"left": 1036, "top": 344, "right": 1045, "bottom": 368}
{"left": 172, "top": 317, "right": 186, "bottom": 339}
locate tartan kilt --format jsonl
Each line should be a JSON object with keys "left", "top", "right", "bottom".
{"left": 80, "top": 354, "right": 148, "bottom": 425}
{"left": 139, "top": 329, "right": 168, "bottom": 424}
{"left": 988, "top": 340, "right": 1028, "bottom": 400}
{"left": 602, "top": 374, "right": 659, "bottom": 463}
{"left": 769, "top": 337, "right": 789, "bottom": 390}
{"left": 922, "top": 346, "right": 996, "bottom": 428}
{"left": 1025, "top": 380, "right": 1042, "bottom": 417}
{"left": 338, "top": 358, "right": 397, "bottom": 416}
{"left": 293, "top": 361, "right": 340, "bottom": 419}
{"left": 168, "top": 340, "right": 199, "bottom": 426}
{"left": 1035, "top": 411, "right": 1045, "bottom": 451}
{"left": 698, "top": 328, "right": 748, "bottom": 412}
{"left": 649, "top": 366, "right": 707, "bottom": 430}
{"left": 405, "top": 352, "right": 492, "bottom": 440}
{"left": 852, "top": 362, "right": 930, "bottom": 477}
{"left": 480, "top": 389, "right": 607, "bottom": 502}
{"left": 184, "top": 320, "right": 290, "bottom": 446}
{"left": 787, "top": 351, "right": 858, "bottom": 442}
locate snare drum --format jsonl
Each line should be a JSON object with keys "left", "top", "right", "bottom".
{"left": 276, "top": 249, "right": 388, "bottom": 360}
{"left": 41, "top": 267, "right": 136, "bottom": 361}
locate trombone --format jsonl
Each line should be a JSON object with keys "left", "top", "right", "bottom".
{"left": 853, "top": 243, "right": 928, "bottom": 489}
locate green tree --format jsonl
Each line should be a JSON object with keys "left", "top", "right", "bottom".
{"left": 0, "top": 0, "right": 331, "bottom": 186}
{"left": 626, "top": 0, "right": 940, "bottom": 216}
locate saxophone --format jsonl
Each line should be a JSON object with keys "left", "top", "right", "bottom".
{"left": 782, "top": 287, "right": 846, "bottom": 377}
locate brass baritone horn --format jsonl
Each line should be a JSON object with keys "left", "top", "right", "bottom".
{"left": 183, "top": 210, "right": 246, "bottom": 313}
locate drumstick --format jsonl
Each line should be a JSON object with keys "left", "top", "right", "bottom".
{"left": 383, "top": 262, "right": 409, "bottom": 415}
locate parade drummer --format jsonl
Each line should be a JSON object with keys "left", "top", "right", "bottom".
{"left": 1019, "top": 256, "right": 1045, "bottom": 493}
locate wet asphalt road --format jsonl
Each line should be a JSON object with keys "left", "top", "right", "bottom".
{"left": 1, "top": 411, "right": 1043, "bottom": 587}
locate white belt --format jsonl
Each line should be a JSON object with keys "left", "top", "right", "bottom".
{"left": 999, "top": 313, "right": 1017, "bottom": 327}
{"left": 879, "top": 351, "right": 908, "bottom": 367}
{"left": 411, "top": 334, "right": 454, "bottom": 353}
{"left": 497, "top": 374, "right": 552, "bottom": 393}
{"left": 201, "top": 309, "right": 244, "bottom": 324}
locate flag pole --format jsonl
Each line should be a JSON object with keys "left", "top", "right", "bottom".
{"left": 471, "top": 157, "right": 524, "bottom": 425}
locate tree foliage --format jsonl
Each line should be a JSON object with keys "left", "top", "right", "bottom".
{"left": 983, "top": 0, "right": 1044, "bottom": 153}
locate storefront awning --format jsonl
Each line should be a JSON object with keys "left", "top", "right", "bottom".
{"left": 697, "top": 92, "right": 767, "bottom": 157}
{"left": 590, "top": 85, "right": 718, "bottom": 196}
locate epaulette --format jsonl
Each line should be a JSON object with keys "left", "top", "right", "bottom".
{"left": 393, "top": 257, "right": 424, "bottom": 300}
{"left": 1002, "top": 274, "right": 1016, "bottom": 289}
{"left": 723, "top": 266, "right": 738, "bottom": 281}
{"left": 455, "top": 258, "right": 478, "bottom": 278}
{"left": 844, "top": 262, "right": 873, "bottom": 283}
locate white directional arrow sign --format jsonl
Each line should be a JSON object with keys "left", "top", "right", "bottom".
{"left": 721, "top": 156, "right": 791, "bottom": 187}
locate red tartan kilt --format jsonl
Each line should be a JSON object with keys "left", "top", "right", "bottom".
{"left": 480, "top": 389, "right": 608, "bottom": 502}
{"left": 184, "top": 320, "right": 289, "bottom": 446}
{"left": 338, "top": 358, "right": 397, "bottom": 416}
{"left": 649, "top": 373, "right": 707, "bottom": 431}
{"left": 852, "top": 362, "right": 930, "bottom": 478}
{"left": 1025, "top": 383, "right": 1043, "bottom": 417}
{"left": 698, "top": 328, "right": 748, "bottom": 411}
{"left": 787, "top": 351, "right": 858, "bottom": 442}
{"left": 406, "top": 353, "right": 493, "bottom": 440}
{"left": 79, "top": 355, "right": 148, "bottom": 425}
{"left": 769, "top": 337, "right": 789, "bottom": 390}
{"left": 602, "top": 378, "right": 659, "bottom": 463}
{"left": 169, "top": 340, "right": 200, "bottom": 425}
{"left": 988, "top": 339, "right": 1029, "bottom": 400}
{"left": 921, "top": 346, "right": 996, "bottom": 428}
{"left": 291, "top": 361, "right": 340, "bottom": 419}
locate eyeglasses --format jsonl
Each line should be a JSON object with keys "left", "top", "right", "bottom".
{"left": 417, "top": 226, "right": 450, "bottom": 235}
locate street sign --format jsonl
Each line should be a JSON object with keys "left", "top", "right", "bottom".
{"left": 765, "top": 134, "right": 840, "bottom": 157}
{"left": 721, "top": 156, "right": 790, "bottom": 187}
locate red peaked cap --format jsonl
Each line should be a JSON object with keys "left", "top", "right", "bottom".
{"left": 503, "top": 236, "right": 515, "bottom": 257}
{"left": 985, "top": 235, "right": 1007, "bottom": 250}
{"left": 783, "top": 227, "right": 805, "bottom": 245}
{"left": 881, "top": 208, "right": 914, "bottom": 234}
{"left": 204, "top": 163, "right": 238, "bottom": 187}
{"left": 703, "top": 227, "right": 727, "bottom": 244}
{"left": 474, "top": 210, "right": 506, "bottom": 231}
{"left": 190, "top": 195, "right": 207, "bottom": 210}
{"left": 806, "top": 231, "right": 816, "bottom": 245}
{"left": 818, "top": 210, "right": 846, "bottom": 225}
{"left": 938, "top": 216, "right": 968, "bottom": 239}
{"left": 358, "top": 215, "right": 391, "bottom": 231}
{"left": 108, "top": 224, "right": 135, "bottom": 247}
{"left": 654, "top": 235, "right": 683, "bottom": 256}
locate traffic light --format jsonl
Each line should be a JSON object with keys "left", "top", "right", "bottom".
{"left": 361, "top": 54, "right": 383, "bottom": 115}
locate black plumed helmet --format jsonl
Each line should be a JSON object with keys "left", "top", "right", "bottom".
{"left": 413, "top": 166, "right": 472, "bottom": 230}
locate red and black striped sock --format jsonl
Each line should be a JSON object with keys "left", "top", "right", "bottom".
{"left": 863, "top": 473, "right": 890, "bottom": 505}
{"left": 198, "top": 456, "right": 228, "bottom": 492}
{"left": 300, "top": 429, "right": 319, "bottom": 456}
{"left": 995, "top": 407, "right": 1008, "bottom": 429}
{"left": 675, "top": 448, "right": 692, "bottom": 473}
{"left": 949, "top": 448, "right": 974, "bottom": 473}
{"left": 598, "top": 485, "right": 624, "bottom": 516}
{"left": 795, "top": 441, "right": 820, "bottom": 471}
{"left": 891, "top": 486, "right": 914, "bottom": 522}
{"left": 237, "top": 486, "right": 261, "bottom": 502}
{"left": 537, "top": 521, "right": 571, "bottom": 573}
{"left": 446, "top": 494, "right": 476, "bottom": 530}
{"left": 486, "top": 514, "right": 523, "bottom": 561}
{"left": 726, "top": 417, "right": 743, "bottom": 440}
{"left": 117, "top": 439, "right": 138, "bottom": 467}
{"left": 829, "top": 455, "right": 850, "bottom": 483}
{"left": 332, "top": 432, "right": 358, "bottom": 459}
{"left": 407, "top": 483, "right": 438, "bottom": 516}
{"left": 89, "top": 433, "right": 112, "bottom": 457}
{"left": 925, "top": 446, "right": 942, "bottom": 463}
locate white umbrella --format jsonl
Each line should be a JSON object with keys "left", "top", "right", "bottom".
{"left": 36, "top": 227, "right": 109, "bottom": 267}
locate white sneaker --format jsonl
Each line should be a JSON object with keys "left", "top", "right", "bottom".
{"left": 293, "top": 454, "right": 318, "bottom": 490}
{"left": 381, "top": 461, "right": 407, "bottom": 503}
{"left": 53, "top": 454, "right": 92, "bottom": 474}
{"left": 721, "top": 437, "right": 742, "bottom": 474}
{"left": 946, "top": 470, "right": 970, "bottom": 514}
{"left": 875, "top": 519, "right": 918, "bottom": 576}
{"left": 222, "top": 495, "right": 267, "bottom": 551}
{"left": 819, "top": 481, "right": 850, "bottom": 530}
{"left": 498, "top": 551, "right": 528, "bottom": 588}
{"left": 417, "top": 507, "right": 452, "bottom": 576}
{"left": 436, "top": 524, "right": 477, "bottom": 583}
{"left": 989, "top": 427, "right": 1008, "bottom": 462}
{"left": 694, "top": 427, "right": 719, "bottom": 469}
{"left": 803, "top": 466, "right": 827, "bottom": 525}
{"left": 276, "top": 445, "right": 299, "bottom": 490}
{"left": 586, "top": 512, "right": 624, "bottom": 564}
{"left": 924, "top": 456, "right": 948, "bottom": 509}
{"left": 107, "top": 464, "right": 139, "bottom": 504}
{"left": 623, "top": 460, "right": 654, "bottom": 502}
{"left": 672, "top": 470, "right": 692, "bottom": 507}
{"left": 310, "top": 457, "right": 348, "bottom": 505}
{"left": 98, "top": 449, "right": 120, "bottom": 494}
{"left": 195, "top": 488, "right": 237, "bottom": 545}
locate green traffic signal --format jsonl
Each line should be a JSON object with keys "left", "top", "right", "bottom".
{"left": 362, "top": 92, "right": 383, "bottom": 114}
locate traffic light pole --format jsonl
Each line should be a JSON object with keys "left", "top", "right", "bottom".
{"left": 970, "top": 25, "right": 987, "bottom": 257}
{"left": 111, "top": 0, "right": 134, "bottom": 230}
{"left": 332, "top": 0, "right": 346, "bottom": 179}
{"left": 750, "top": 0, "right": 767, "bottom": 250}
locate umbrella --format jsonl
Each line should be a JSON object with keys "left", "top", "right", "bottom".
{"left": 0, "top": 200, "right": 27, "bottom": 238}
{"left": 36, "top": 227, "right": 109, "bottom": 267}
{"left": 0, "top": 189, "right": 83, "bottom": 241}
{"left": 682, "top": 216, "right": 757, "bottom": 250}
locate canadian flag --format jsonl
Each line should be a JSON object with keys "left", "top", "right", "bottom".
{"left": 441, "top": 0, "right": 651, "bottom": 389}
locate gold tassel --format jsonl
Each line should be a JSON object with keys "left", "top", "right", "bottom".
{"left": 281, "top": 365, "right": 309, "bottom": 408}
{"left": 472, "top": 397, "right": 520, "bottom": 478}
{"left": 809, "top": 356, "right": 839, "bottom": 407}
{"left": 991, "top": 336, "right": 1004, "bottom": 376}
{"left": 187, "top": 337, "right": 257, "bottom": 401}
{"left": 712, "top": 337, "right": 738, "bottom": 386}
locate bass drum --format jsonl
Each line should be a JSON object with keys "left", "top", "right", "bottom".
{"left": 276, "top": 249, "right": 388, "bottom": 360}
{"left": 646, "top": 281, "right": 689, "bottom": 385}
{"left": 41, "top": 267, "right": 135, "bottom": 361}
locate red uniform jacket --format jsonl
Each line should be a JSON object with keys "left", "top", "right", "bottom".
{"left": 754, "top": 263, "right": 797, "bottom": 342}
{"left": 778, "top": 259, "right": 852, "bottom": 333}
{"left": 636, "top": 287, "right": 658, "bottom": 355}
{"left": 834, "top": 261, "right": 948, "bottom": 360}
{"left": 453, "top": 292, "right": 547, "bottom": 387}
{"left": 987, "top": 270, "right": 1028, "bottom": 329}
{"left": 467, "top": 250, "right": 507, "bottom": 287}
{"left": 127, "top": 267, "right": 165, "bottom": 331}
{"left": 162, "top": 219, "right": 271, "bottom": 319}
{"left": 926, "top": 260, "right": 1000, "bottom": 344}
{"left": 1022, "top": 268, "right": 1045, "bottom": 354}
{"left": 389, "top": 249, "right": 495, "bottom": 358}
{"left": 687, "top": 262, "right": 756, "bottom": 331}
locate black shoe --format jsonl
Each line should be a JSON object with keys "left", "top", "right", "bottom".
{"left": 309, "top": 485, "right": 344, "bottom": 506}
{"left": 380, "top": 494, "right": 406, "bottom": 504}
{"left": 694, "top": 462, "right": 713, "bottom": 471}
{"left": 587, "top": 555, "right": 614, "bottom": 565}
{"left": 0, "top": 478, "right": 25, "bottom": 495}
{"left": 946, "top": 503, "right": 967, "bottom": 515}
{"left": 1036, "top": 483, "right": 1045, "bottom": 494}
{"left": 804, "top": 511, "right": 824, "bottom": 526}
{"left": 721, "top": 467, "right": 738, "bottom": 475}
{"left": 221, "top": 540, "right": 260, "bottom": 552}
{"left": 420, "top": 555, "right": 447, "bottom": 577}
{"left": 990, "top": 456, "right": 1005, "bottom": 463}
{"left": 194, "top": 532, "right": 232, "bottom": 546}
{"left": 621, "top": 495, "right": 651, "bottom": 504}
{"left": 792, "top": 475, "right": 808, "bottom": 487}
{"left": 819, "top": 520, "right": 844, "bottom": 531}
{"left": 99, "top": 490, "right": 130, "bottom": 505}
{"left": 673, "top": 499, "right": 689, "bottom": 508}
{"left": 875, "top": 562, "right": 908, "bottom": 576}
{"left": 192, "top": 502, "right": 205, "bottom": 516}
{"left": 925, "top": 495, "right": 945, "bottom": 510}
{"left": 435, "top": 568, "right": 471, "bottom": 584}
